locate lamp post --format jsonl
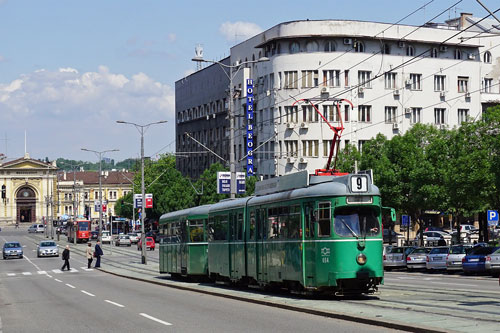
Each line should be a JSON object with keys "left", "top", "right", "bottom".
{"left": 81, "top": 148, "right": 119, "bottom": 244}
{"left": 116, "top": 120, "right": 167, "bottom": 264}
{"left": 192, "top": 53, "right": 269, "bottom": 198}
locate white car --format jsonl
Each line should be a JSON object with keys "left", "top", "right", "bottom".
{"left": 28, "top": 224, "right": 45, "bottom": 233}
{"left": 115, "top": 235, "right": 132, "bottom": 247}
{"left": 102, "top": 231, "right": 111, "bottom": 244}
{"left": 128, "top": 233, "right": 139, "bottom": 244}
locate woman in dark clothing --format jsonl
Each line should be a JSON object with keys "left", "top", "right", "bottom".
{"left": 94, "top": 241, "right": 103, "bottom": 268}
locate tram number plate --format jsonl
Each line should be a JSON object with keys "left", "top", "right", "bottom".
{"left": 351, "top": 176, "right": 368, "bottom": 193}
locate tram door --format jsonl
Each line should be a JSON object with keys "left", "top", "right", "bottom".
{"left": 303, "top": 202, "right": 316, "bottom": 287}
{"left": 229, "top": 212, "right": 237, "bottom": 279}
{"left": 180, "top": 219, "right": 188, "bottom": 274}
{"left": 256, "top": 208, "right": 267, "bottom": 282}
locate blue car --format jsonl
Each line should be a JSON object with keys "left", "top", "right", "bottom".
{"left": 3, "top": 242, "right": 24, "bottom": 259}
{"left": 462, "top": 246, "right": 498, "bottom": 274}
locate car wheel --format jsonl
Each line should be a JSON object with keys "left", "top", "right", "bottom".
{"left": 3, "top": 256, "right": 6, "bottom": 260}
{"left": 128, "top": 244, "right": 131, "bottom": 247}
{"left": 407, "top": 267, "right": 413, "bottom": 272}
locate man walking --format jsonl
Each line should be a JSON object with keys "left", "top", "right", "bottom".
{"left": 61, "top": 245, "right": 70, "bottom": 271}
{"left": 94, "top": 241, "right": 103, "bottom": 268}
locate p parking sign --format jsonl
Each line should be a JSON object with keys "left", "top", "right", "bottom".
{"left": 487, "top": 210, "right": 499, "bottom": 226}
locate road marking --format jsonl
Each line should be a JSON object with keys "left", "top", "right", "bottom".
{"left": 38, "top": 271, "right": 47, "bottom": 275}
{"left": 23, "top": 255, "right": 41, "bottom": 271}
{"left": 431, "top": 281, "right": 479, "bottom": 287}
{"left": 52, "top": 269, "right": 63, "bottom": 274}
{"left": 105, "top": 300, "right": 125, "bottom": 308}
{"left": 65, "top": 284, "right": 75, "bottom": 289}
{"left": 46, "top": 274, "right": 53, "bottom": 278}
{"left": 54, "top": 279, "right": 62, "bottom": 283}
{"left": 22, "top": 272, "right": 32, "bottom": 276}
{"left": 81, "top": 267, "right": 94, "bottom": 271}
{"left": 7, "top": 273, "right": 15, "bottom": 277}
{"left": 69, "top": 268, "right": 78, "bottom": 273}
{"left": 81, "top": 290, "right": 95, "bottom": 297}
{"left": 139, "top": 313, "right": 172, "bottom": 326}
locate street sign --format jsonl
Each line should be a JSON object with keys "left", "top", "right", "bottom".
{"left": 102, "top": 204, "right": 107, "bottom": 213}
{"left": 145, "top": 194, "right": 153, "bottom": 209}
{"left": 217, "top": 172, "right": 231, "bottom": 194}
{"left": 134, "top": 194, "right": 143, "bottom": 208}
{"left": 236, "top": 172, "right": 246, "bottom": 194}
{"left": 487, "top": 210, "right": 499, "bottom": 226}
{"left": 402, "top": 215, "right": 410, "bottom": 226}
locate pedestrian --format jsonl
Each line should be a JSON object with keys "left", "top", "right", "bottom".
{"left": 94, "top": 240, "right": 103, "bottom": 268}
{"left": 61, "top": 245, "right": 70, "bottom": 271}
{"left": 86, "top": 242, "right": 93, "bottom": 269}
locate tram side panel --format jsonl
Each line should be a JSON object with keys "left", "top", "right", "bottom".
{"left": 208, "top": 214, "right": 230, "bottom": 280}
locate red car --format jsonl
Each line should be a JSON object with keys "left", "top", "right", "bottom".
{"left": 137, "top": 237, "right": 155, "bottom": 251}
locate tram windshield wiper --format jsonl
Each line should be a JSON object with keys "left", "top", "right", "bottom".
{"left": 339, "top": 217, "right": 359, "bottom": 239}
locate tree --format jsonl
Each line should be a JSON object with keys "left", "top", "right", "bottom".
{"left": 336, "top": 144, "right": 362, "bottom": 173}
{"left": 194, "top": 163, "right": 229, "bottom": 205}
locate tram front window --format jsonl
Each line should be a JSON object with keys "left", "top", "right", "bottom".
{"left": 334, "top": 207, "right": 380, "bottom": 237}
{"left": 78, "top": 222, "right": 89, "bottom": 231}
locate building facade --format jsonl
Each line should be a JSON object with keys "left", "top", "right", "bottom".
{"left": 176, "top": 14, "right": 500, "bottom": 180}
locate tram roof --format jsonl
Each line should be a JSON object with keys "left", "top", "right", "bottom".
{"left": 159, "top": 204, "right": 212, "bottom": 222}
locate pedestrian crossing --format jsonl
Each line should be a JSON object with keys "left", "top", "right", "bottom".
{"left": 2, "top": 267, "right": 94, "bottom": 277}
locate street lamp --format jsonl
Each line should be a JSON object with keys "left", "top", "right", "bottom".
{"left": 192, "top": 52, "right": 269, "bottom": 198}
{"left": 81, "top": 148, "right": 119, "bottom": 244}
{"left": 116, "top": 120, "right": 167, "bottom": 265}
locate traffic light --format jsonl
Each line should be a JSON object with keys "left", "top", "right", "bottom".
{"left": 1, "top": 185, "right": 5, "bottom": 199}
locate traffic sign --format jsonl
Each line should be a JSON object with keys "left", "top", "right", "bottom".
{"left": 401, "top": 215, "right": 410, "bottom": 226}
{"left": 145, "top": 194, "right": 153, "bottom": 209}
{"left": 134, "top": 194, "right": 143, "bottom": 208}
{"left": 487, "top": 210, "right": 499, "bottom": 226}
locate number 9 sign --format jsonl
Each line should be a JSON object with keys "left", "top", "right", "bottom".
{"left": 350, "top": 175, "right": 368, "bottom": 193}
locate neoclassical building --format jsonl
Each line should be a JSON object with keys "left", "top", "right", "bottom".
{"left": 0, "top": 153, "right": 57, "bottom": 224}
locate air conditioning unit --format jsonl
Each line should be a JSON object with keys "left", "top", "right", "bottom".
{"left": 468, "top": 53, "right": 476, "bottom": 60}
{"left": 343, "top": 38, "right": 353, "bottom": 45}
{"left": 439, "top": 45, "right": 447, "bottom": 52}
{"left": 300, "top": 122, "right": 308, "bottom": 129}
{"left": 393, "top": 89, "right": 400, "bottom": 96}
{"left": 392, "top": 123, "right": 400, "bottom": 130}
{"left": 440, "top": 91, "right": 446, "bottom": 98}
{"left": 465, "top": 92, "right": 471, "bottom": 98}
{"left": 299, "top": 157, "right": 308, "bottom": 164}
{"left": 358, "top": 86, "right": 365, "bottom": 93}
{"left": 286, "top": 157, "right": 295, "bottom": 164}
{"left": 405, "top": 79, "right": 412, "bottom": 87}
{"left": 320, "top": 86, "right": 330, "bottom": 95}
{"left": 404, "top": 108, "right": 412, "bottom": 114}
{"left": 286, "top": 122, "right": 295, "bottom": 129}
{"left": 398, "top": 41, "right": 405, "bottom": 48}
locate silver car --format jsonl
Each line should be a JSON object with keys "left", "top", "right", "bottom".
{"left": 128, "top": 233, "right": 139, "bottom": 244}
{"left": 407, "top": 247, "right": 431, "bottom": 271}
{"left": 115, "top": 235, "right": 132, "bottom": 247}
{"left": 384, "top": 246, "right": 415, "bottom": 269}
{"left": 446, "top": 244, "right": 473, "bottom": 272}
{"left": 426, "top": 246, "right": 449, "bottom": 271}
{"left": 485, "top": 248, "right": 500, "bottom": 276}
{"left": 37, "top": 241, "right": 59, "bottom": 257}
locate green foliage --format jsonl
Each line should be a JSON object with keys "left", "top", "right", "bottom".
{"left": 194, "top": 163, "right": 229, "bottom": 205}
{"left": 336, "top": 144, "right": 361, "bottom": 173}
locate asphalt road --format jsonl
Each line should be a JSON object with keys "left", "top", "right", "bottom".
{"left": 0, "top": 227, "right": 400, "bottom": 332}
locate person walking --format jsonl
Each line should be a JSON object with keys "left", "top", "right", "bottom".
{"left": 94, "top": 241, "right": 103, "bottom": 268}
{"left": 61, "top": 245, "right": 70, "bottom": 271}
{"left": 86, "top": 242, "right": 93, "bottom": 269}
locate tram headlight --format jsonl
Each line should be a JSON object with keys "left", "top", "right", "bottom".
{"left": 356, "top": 253, "right": 367, "bottom": 265}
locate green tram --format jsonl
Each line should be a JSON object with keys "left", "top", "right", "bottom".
{"left": 159, "top": 171, "right": 395, "bottom": 294}
{"left": 159, "top": 205, "right": 211, "bottom": 278}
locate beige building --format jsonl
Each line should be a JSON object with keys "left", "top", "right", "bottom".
{"left": 0, "top": 153, "right": 57, "bottom": 224}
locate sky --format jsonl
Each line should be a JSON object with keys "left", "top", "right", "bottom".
{"left": 0, "top": 0, "right": 494, "bottom": 163}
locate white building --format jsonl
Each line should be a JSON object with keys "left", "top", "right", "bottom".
{"left": 175, "top": 13, "right": 500, "bottom": 179}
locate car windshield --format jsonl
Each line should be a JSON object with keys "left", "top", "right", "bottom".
{"left": 412, "top": 248, "right": 429, "bottom": 254}
{"left": 146, "top": 237, "right": 154, "bottom": 241}
{"left": 469, "top": 247, "right": 496, "bottom": 255}
{"left": 5, "top": 243, "right": 21, "bottom": 248}
{"left": 430, "top": 247, "right": 449, "bottom": 254}
{"left": 78, "top": 222, "right": 89, "bottom": 231}
{"left": 120, "top": 236, "right": 129, "bottom": 239}
{"left": 449, "top": 245, "right": 468, "bottom": 254}
{"left": 388, "top": 247, "right": 404, "bottom": 254}
{"left": 40, "top": 242, "right": 56, "bottom": 247}
{"left": 128, "top": 233, "right": 137, "bottom": 236}
{"left": 334, "top": 206, "right": 380, "bottom": 237}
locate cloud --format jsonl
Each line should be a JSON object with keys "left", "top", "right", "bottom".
{"left": 0, "top": 67, "right": 175, "bottom": 160}
{"left": 0, "top": 55, "right": 5, "bottom": 62}
{"left": 219, "top": 21, "right": 263, "bottom": 43}
{"left": 167, "top": 33, "right": 176, "bottom": 42}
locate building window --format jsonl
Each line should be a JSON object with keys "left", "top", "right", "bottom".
{"left": 484, "top": 51, "right": 492, "bottom": 63}
{"left": 411, "top": 107, "right": 422, "bottom": 124}
{"left": 285, "top": 140, "right": 298, "bottom": 157}
{"left": 358, "top": 71, "right": 372, "bottom": 88}
{"left": 344, "top": 104, "right": 350, "bottom": 122}
{"left": 483, "top": 78, "right": 493, "bottom": 93}
{"left": 430, "top": 48, "right": 438, "bottom": 58}
{"left": 409, "top": 74, "right": 422, "bottom": 90}
{"left": 284, "top": 71, "right": 298, "bottom": 89}
{"left": 434, "top": 108, "right": 446, "bottom": 125}
{"left": 289, "top": 41, "right": 300, "bottom": 54}
{"left": 302, "top": 140, "right": 319, "bottom": 157}
{"left": 406, "top": 45, "right": 415, "bottom": 56}
{"left": 323, "top": 70, "right": 340, "bottom": 87}
{"left": 358, "top": 140, "right": 368, "bottom": 152}
{"left": 285, "top": 106, "right": 298, "bottom": 123}
{"left": 457, "top": 76, "right": 469, "bottom": 93}
{"left": 323, "top": 140, "right": 332, "bottom": 157}
{"left": 385, "top": 73, "right": 397, "bottom": 89}
{"left": 305, "top": 41, "right": 319, "bottom": 52}
{"left": 434, "top": 75, "right": 446, "bottom": 91}
{"left": 301, "top": 70, "right": 319, "bottom": 88}
{"left": 302, "top": 105, "right": 319, "bottom": 122}
{"left": 454, "top": 49, "right": 462, "bottom": 60}
{"left": 344, "top": 70, "right": 350, "bottom": 87}
{"left": 354, "top": 41, "right": 364, "bottom": 53}
{"left": 458, "top": 109, "right": 469, "bottom": 124}
{"left": 323, "top": 105, "right": 341, "bottom": 122}
{"left": 324, "top": 41, "right": 336, "bottom": 52}
{"left": 358, "top": 105, "right": 372, "bottom": 122}
{"left": 381, "top": 43, "right": 391, "bottom": 54}
{"left": 384, "top": 106, "right": 397, "bottom": 123}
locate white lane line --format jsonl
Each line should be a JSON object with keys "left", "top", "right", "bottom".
{"left": 81, "top": 267, "right": 94, "bottom": 271}
{"left": 81, "top": 290, "right": 95, "bottom": 297}
{"left": 69, "top": 268, "right": 78, "bottom": 273}
{"left": 23, "top": 255, "right": 41, "bottom": 271}
{"left": 65, "top": 284, "right": 76, "bottom": 289}
{"left": 54, "top": 279, "right": 62, "bottom": 283}
{"left": 37, "top": 271, "right": 47, "bottom": 275}
{"left": 7, "top": 273, "right": 15, "bottom": 277}
{"left": 46, "top": 274, "right": 53, "bottom": 278}
{"left": 139, "top": 313, "right": 172, "bottom": 326}
{"left": 22, "top": 272, "right": 32, "bottom": 276}
{"left": 52, "top": 269, "right": 63, "bottom": 274}
{"left": 105, "top": 300, "right": 125, "bottom": 308}
{"left": 431, "top": 281, "right": 479, "bottom": 287}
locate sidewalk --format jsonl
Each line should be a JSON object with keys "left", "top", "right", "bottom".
{"left": 24, "top": 229, "right": 500, "bottom": 333}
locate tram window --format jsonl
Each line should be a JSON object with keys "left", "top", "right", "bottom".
{"left": 237, "top": 213, "right": 244, "bottom": 241}
{"left": 304, "top": 203, "right": 315, "bottom": 238}
{"left": 207, "top": 218, "right": 215, "bottom": 242}
{"left": 268, "top": 216, "right": 279, "bottom": 239}
{"left": 279, "top": 215, "right": 288, "bottom": 239}
{"left": 249, "top": 211, "right": 256, "bottom": 241}
{"left": 288, "top": 205, "right": 301, "bottom": 239}
{"left": 189, "top": 220, "right": 204, "bottom": 242}
{"left": 212, "top": 216, "right": 228, "bottom": 241}
{"left": 317, "top": 202, "right": 331, "bottom": 237}
{"left": 334, "top": 206, "right": 380, "bottom": 237}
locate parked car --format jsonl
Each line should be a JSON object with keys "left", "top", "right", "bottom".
{"left": 3, "top": 242, "right": 23, "bottom": 259}
{"left": 383, "top": 229, "right": 402, "bottom": 244}
{"left": 90, "top": 231, "right": 99, "bottom": 240}
{"left": 28, "top": 224, "right": 45, "bottom": 233}
{"left": 115, "top": 235, "right": 132, "bottom": 247}
{"left": 128, "top": 233, "right": 139, "bottom": 244}
{"left": 426, "top": 246, "right": 449, "bottom": 271}
{"left": 406, "top": 247, "right": 432, "bottom": 271}
{"left": 446, "top": 244, "right": 473, "bottom": 272}
{"left": 138, "top": 237, "right": 155, "bottom": 251}
{"left": 485, "top": 248, "right": 500, "bottom": 276}
{"left": 424, "top": 226, "right": 448, "bottom": 233}
{"left": 37, "top": 241, "right": 59, "bottom": 257}
{"left": 421, "top": 231, "right": 450, "bottom": 246}
{"left": 462, "top": 246, "right": 498, "bottom": 275}
{"left": 102, "top": 231, "right": 111, "bottom": 244}
{"left": 460, "top": 224, "right": 479, "bottom": 233}
{"left": 383, "top": 246, "right": 413, "bottom": 269}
